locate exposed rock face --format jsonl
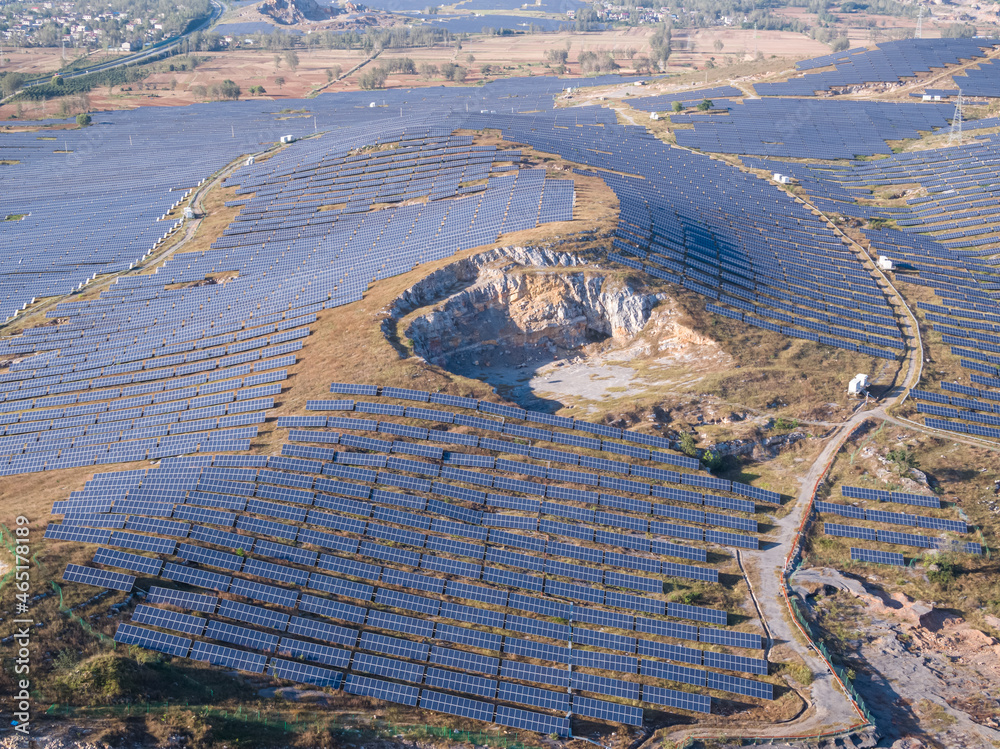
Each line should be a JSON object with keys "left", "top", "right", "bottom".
{"left": 259, "top": 0, "right": 327, "bottom": 24}
{"left": 391, "top": 247, "right": 657, "bottom": 369}
{"left": 713, "top": 431, "right": 807, "bottom": 459}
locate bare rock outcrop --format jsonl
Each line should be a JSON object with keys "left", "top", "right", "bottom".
{"left": 386, "top": 246, "right": 659, "bottom": 369}
{"left": 259, "top": 0, "right": 329, "bottom": 24}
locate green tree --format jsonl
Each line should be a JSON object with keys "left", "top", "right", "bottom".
{"left": 274, "top": 76, "right": 285, "bottom": 90}
{"left": 52, "top": 74, "right": 64, "bottom": 86}
{"left": 546, "top": 48, "right": 568, "bottom": 64}
{"left": 383, "top": 57, "right": 416, "bottom": 74}
{"left": 696, "top": 98, "right": 713, "bottom": 111}
{"left": 701, "top": 450, "right": 722, "bottom": 471}
{"left": 831, "top": 35, "right": 851, "bottom": 51}
{"left": 927, "top": 557, "right": 955, "bottom": 586}
{"left": 76, "top": 112, "right": 91, "bottom": 127}
{"left": 1, "top": 72, "right": 25, "bottom": 97}
{"left": 359, "top": 67, "right": 387, "bottom": 89}
{"left": 886, "top": 448, "right": 919, "bottom": 475}
{"left": 679, "top": 432, "right": 698, "bottom": 457}
{"left": 671, "top": 100, "right": 683, "bottom": 113}
{"left": 633, "top": 56, "right": 654, "bottom": 74}
{"left": 218, "top": 79, "right": 241, "bottom": 100}
{"left": 284, "top": 50, "right": 299, "bottom": 71}
{"left": 649, "top": 23, "right": 671, "bottom": 65}
{"left": 942, "top": 22, "right": 977, "bottom": 37}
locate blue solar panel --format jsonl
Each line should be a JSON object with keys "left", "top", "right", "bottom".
{"left": 131, "top": 604, "right": 206, "bottom": 635}
{"left": 62, "top": 563, "right": 135, "bottom": 591}
{"left": 359, "top": 631, "right": 430, "bottom": 661}
{"left": 420, "top": 690, "right": 494, "bottom": 723}
{"left": 343, "top": 674, "right": 419, "bottom": 706}
{"left": 269, "top": 658, "right": 343, "bottom": 688}
{"left": 572, "top": 696, "right": 643, "bottom": 726}
{"left": 495, "top": 706, "right": 570, "bottom": 736}
{"left": 352, "top": 652, "right": 425, "bottom": 683}
{"left": 189, "top": 641, "right": 267, "bottom": 673}
{"left": 114, "top": 623, "right": 191, "bottom": 657}
{"left": 643, "top": 685, "right": 711, "bottom": 713}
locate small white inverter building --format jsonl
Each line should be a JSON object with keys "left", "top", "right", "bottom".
{"left": 848, "top": 373, "right": 870, "bottom": 397}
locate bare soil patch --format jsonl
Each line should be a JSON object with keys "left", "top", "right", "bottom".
{"left": 670, "top": 28, "right": 829, "bottom": 67}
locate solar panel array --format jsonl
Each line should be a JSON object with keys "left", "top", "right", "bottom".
{"left": 745, "top": 126, "right": 1000, "bottom": 442}
{"left": 54, "top": 377, "right": 782, "bottom": 731}
{"left": 0, "top": 82, "right": 638, "bottom": 477}
{"left": 12, "top": 70, "right": 951, "bottom": 732}
{"left": 952, "top": 58, "right": 1000, "bottom": 99}
{"left": 816, "top": 480, "right": 981, "bottom": 564}
{"left": 755, "top": 38, "right": 1000, "bottom": 97}
{"left": 450, "top": 109, "right": 904, "bottom": 359}
{"left": 671, "top": 99, "right": 953, "bottom": 159}
{"left": 3, "top": 69, "right": 921, "bottom": 482}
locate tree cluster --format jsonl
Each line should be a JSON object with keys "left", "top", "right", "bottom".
{"left": 578, "top": 50, "right": 619, "bottom": 74}
{"left": 191, "top": 79, "right": 241, "bottom": 100}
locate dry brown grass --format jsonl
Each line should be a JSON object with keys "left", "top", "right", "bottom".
{"left": 668, "top": 28, "right": 828, "bottom": 68}
{"left": 0, "top": 47, "right": 68, "bottom": 77}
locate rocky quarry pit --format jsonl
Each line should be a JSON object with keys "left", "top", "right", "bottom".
{"left": 384, "top": 247, "right": 731, "bottom": 411}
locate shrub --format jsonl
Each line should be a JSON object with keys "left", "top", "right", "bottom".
{"left": 679, "top": 432, "right": 698, "bottom": 457}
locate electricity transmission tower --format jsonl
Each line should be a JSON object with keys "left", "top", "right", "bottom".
{"left": 949, "top": 90, "right": 963, "bottom": 146}
{"left": 915, "top": 5, "right": 924, "bottom": 38}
